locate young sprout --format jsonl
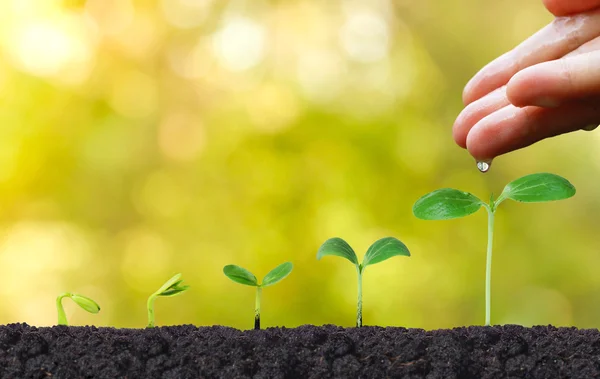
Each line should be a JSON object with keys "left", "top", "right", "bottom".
{"left": 147, "top": 273, "right": 190, "bottom": 328}
{"left": 56, "top": 293, "right": 100, "bottom": 326}
{"left": 316, "top": 237, "right": 410, "bottom": 327}
{"left": 413, "top": 173, "right": 575, "bottom": 326}
{"left": 223, "top": 262, "right": 293, "bottom": 330}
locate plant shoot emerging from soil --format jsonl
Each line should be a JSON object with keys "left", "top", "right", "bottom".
{"left": 56, "top": 293, "right": 100, "bottom": 326}
{"left": 223, "top": 262, "right": 293, "bottom": 330}
{"left": 413, "top": 173, "right": 575, "bottom": 326}
{"left": 316, "top": 237, "right": 410, "bottom": 327}
{"left": 147, "top": 273, "right": 190, "bottom": 328}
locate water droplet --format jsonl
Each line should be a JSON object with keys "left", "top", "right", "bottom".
{"left": 476, "top": 161, "right": 491, "bottom": 173}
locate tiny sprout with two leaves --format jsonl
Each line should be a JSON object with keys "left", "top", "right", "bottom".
{"left": 56, "top": 293, "right": 100, "bottom": 326}
{"left": 223, "top": 262, "right": 293, "bottom": 330}
{"left": 413, "top": 173, "right": 576, "bottom": 326}
{"left": 147, "top": 273, "right": 190, "bottom": 328}
{"left": 316, "top": 237, "right": 410, "bottom": 327}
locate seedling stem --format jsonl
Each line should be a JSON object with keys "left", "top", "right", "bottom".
{"left": 255, "top": 286, "right": 262, "bottom": 330}
{"left": 356, "top": 266, "right": 363, "bottom": 327}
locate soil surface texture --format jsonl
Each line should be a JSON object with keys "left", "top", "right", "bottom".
{"left": 0, "top": 323, "right": 599, "bottom": 378}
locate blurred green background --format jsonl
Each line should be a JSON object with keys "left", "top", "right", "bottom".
{"left": 0, "top": 0, "right": 599, "bottom": 330}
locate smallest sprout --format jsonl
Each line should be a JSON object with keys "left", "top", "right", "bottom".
{"left": 147, "top": 273, "right": 190, "bottom": 328}
{"left": 56, "top": 293, "right": 101, "bottom": 326}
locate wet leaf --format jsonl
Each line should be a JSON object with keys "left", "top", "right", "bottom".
{"left": 413, "top": 188, "right": 484, "bottom": 220}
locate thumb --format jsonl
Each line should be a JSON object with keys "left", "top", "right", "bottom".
{"left": 543, "top": 0, "right": 600, "bottom": 16}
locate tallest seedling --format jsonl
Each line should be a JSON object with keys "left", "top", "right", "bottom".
{"left": 412, "top": 173, "right": 576, "bottom": 326}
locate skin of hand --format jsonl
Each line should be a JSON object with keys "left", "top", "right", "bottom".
{"left": 453, "top": 0, "right": 600, "bottom": 163}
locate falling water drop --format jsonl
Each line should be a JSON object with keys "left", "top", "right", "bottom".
{"left": 476, "top": 161, "right": 491, "bottom": 173}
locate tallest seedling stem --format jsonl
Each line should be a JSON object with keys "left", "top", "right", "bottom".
{"left": 484, "top": 206, "right": 495, "bottom": 326}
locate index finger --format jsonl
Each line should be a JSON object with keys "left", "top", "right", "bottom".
{"left": 462, "top": 8, "right": 600, "bottom": 105}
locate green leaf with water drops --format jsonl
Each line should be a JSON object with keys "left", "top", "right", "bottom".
{"left": 316, "top": 237, "right": 359, "bottom": 265}
{"left": 262, "top": 262, "right": 293, "bottom": 287}
{"left": 413, "top": 188, "right": 484, "bottom": 220}
{"left": 223, "top": 265, "right": 259, "bottom": 286}
{"left": 362, "top": 237, "right": 410, "bottom": 268}
{"left": 498, "top": 173, "right": 576, "bottom": 204}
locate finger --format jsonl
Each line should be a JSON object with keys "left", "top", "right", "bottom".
{"left": 543, "top": 0, "right": 600, "bottom": 16}
{"left": 453, "top": 87, "right": 510, "bottom": 148}
{"left": 507, "top": 51, "right": 600, "bottom": 107}
{"left": 564, "top": 34, "right": 600, "bottom": 57}
{"left": 462, "top": 8, "right": 600, "bottom": 105}
{"left": 465, "top": 101, "right": 600, "bottom": 160}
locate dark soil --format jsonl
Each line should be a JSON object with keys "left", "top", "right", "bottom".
{"left": 1, "top": 323, "right": 599, "bottom": 378}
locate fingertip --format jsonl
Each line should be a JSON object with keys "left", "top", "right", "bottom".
{"left": 452, "top": 115, "right": 468, "bottom": 149}
{"left": 506, "top": 70, "right": 531, "bottom": 108}
{"left": 465, "top": 124, "right": 497, "bottom": 162}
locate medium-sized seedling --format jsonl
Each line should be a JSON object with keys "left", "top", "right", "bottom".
{"left": 412, "top": 173, "right": 575, "bottom": 326}
{"left": 316, "top": 237, "right": 410, "bottom": 327}
{"left": 56, "top": 293, "right": 100, "bottom": 326}
{"left": 223, "top": 262, "right": 293, "bottom": 330}
{"left": 147, "top": 273, "right": 190, "bottom": 328}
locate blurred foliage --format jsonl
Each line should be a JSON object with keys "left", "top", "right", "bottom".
{"left": 0, "top": 0, "right": 599, "bottom": 330}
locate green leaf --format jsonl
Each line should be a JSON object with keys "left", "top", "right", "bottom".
{"left": 262, "top": 262, "right": 293, "bottom": 287}
{"left": 70, "top": 294, "right": 100, "bottom": 314}
{"left": 153, "top": 273, "right": 190, "bottom": 297}
{"left": 223, "top": 265, "right": 258, "bottom": 286}
{"left": 498, "top": 173, "right": 576, "bottom": 203}
{"left": 159, "top": 287, "right": 190, "bottom": 297}
{"left": 156, "top": 273, "right": 183, "bottom": 294}
{"left": 413, "top": 188, "right": 484, "bottom": 220}
{"left": 362, "top": 237, "right": 410, "bottom": 268}
{"left": 316, "top": 238, "right": 358, "bottom": 265}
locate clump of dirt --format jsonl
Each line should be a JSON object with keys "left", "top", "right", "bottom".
{"left": 0, "top": 323, "right": 599, "bottom": 378}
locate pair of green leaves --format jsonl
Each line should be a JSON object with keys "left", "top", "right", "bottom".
{"left": 152, "top": 273, "right": 190, "bottom": 298}
{"left": 413, "top": 173, "right": 576, "bottom": 220}
{"left": 316, "top": 237, "right": 410, "bottom": 272}
{"left": 223, "top": 262, "right": 293, "bottom": 287}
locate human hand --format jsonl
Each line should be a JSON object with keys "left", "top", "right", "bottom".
{"left": 453, "top": 0, "right": 600, "bottom": 163}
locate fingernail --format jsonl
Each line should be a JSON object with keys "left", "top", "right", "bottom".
{"left": 531, "top": 97, "right": 560, "bottom": 108}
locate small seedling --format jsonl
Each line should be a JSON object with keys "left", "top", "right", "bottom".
{"left": 147, "top": 273, "right": 190, "bottom": 328}
{"left": 223, "top": 262, "right": 293, "bottom": 330}
{"left": 412, "top": 172, "right": 575, "bottom": 326}
{"left": 316, "top": 237, "right": 410, "bottom": 327}
{"left": 56, "top": 293, "right": 100, "bottom": 326}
